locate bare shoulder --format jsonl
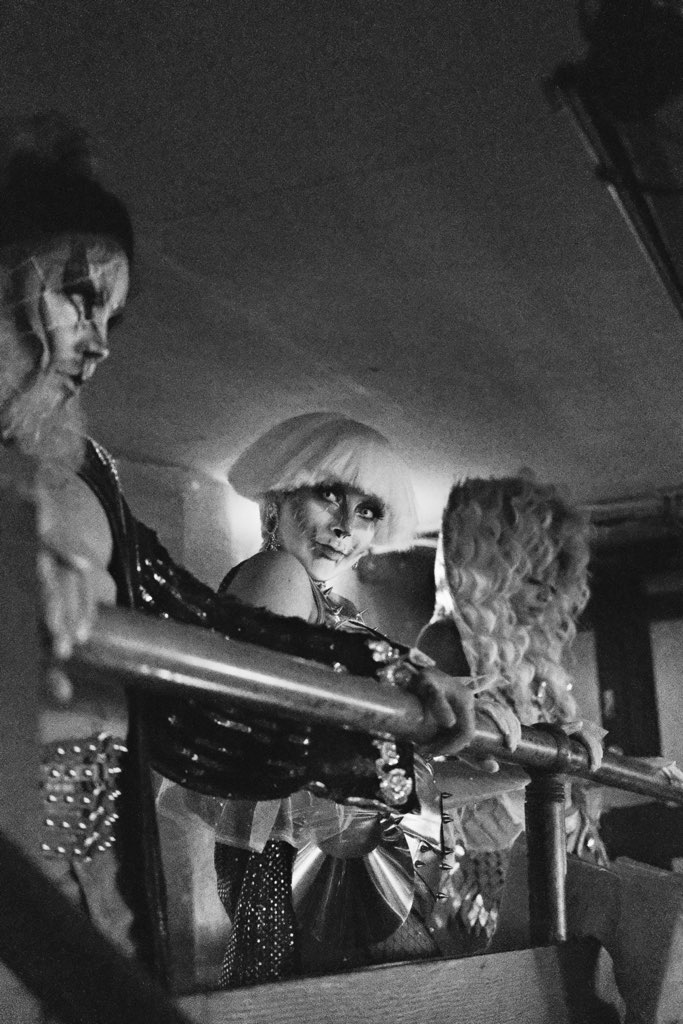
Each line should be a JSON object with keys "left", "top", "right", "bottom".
{"left": 223, "top": 550, "right": 317, "bottom": 621}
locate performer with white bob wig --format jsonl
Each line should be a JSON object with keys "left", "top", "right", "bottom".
{"left": 212, "top": 412, "right": 488, "bottom": 986}
{"left": 224, "top": 411, "right": 418, "bottom": 620}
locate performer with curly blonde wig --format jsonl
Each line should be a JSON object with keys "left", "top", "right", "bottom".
{"left": 436, "top": 473, "right": 591, "bottom": 728}
{"left": 418, "top": 473, "right": 606, "bottom": 954}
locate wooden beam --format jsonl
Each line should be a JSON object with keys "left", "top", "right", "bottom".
{"left": 180, "top": 945, "right": 605, "bottom": 1024}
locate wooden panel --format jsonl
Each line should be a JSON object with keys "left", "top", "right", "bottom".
{"left": 180, "top": 948, "right": 578, "bottom": 1024}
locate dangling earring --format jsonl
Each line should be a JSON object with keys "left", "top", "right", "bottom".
{"left": 262, "top": 501, "right": 281, "bottom": 552}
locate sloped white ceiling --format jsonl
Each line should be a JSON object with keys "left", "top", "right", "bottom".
{"left": 4, "top": 0, "right": 683, "bottom": 529}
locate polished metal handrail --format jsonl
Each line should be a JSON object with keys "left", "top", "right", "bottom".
{"left": 70, "top": 605, "right": 683, "bottom": 807}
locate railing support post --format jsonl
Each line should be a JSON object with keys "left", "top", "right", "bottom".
{"left": 525, "top": 773, "right": 568, "bottom": 946}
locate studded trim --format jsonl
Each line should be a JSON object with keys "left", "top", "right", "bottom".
{"left": 40, "top": 732, "right": 126, "bottom": 859}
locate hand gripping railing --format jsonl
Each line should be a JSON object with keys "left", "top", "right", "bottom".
{"left": 69, "top": 605, "right": 683, "bottom": 949}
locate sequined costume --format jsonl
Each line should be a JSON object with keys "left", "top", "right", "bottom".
{"left": 212, "top": 563, "right": 461, "bottom": 986}
{"left": 45, "top": 440, "right": 420, "bottom": 983}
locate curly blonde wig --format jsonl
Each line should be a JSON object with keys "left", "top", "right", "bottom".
{"left": 438, "top": 474, "right": 591, "bottom": 725}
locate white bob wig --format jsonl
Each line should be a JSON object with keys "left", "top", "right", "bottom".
{"left": 228, "top": 412, "right": 418, "bottom": 547}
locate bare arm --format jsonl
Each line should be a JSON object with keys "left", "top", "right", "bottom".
{"left": 37, "top": 471, "right": 116, "bottom": 657}
{"left": 222, "top": 550, "right": 319, "bottom": 623}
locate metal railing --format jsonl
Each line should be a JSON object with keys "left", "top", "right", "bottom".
{"left": 2, "top": 444, "right": 682, "bottom": 1021}
{"left": 71, "top": 605, "right": 683, "bottom": 806}
{"left": 69, "top": 604, "right": 683, "bottom": 950}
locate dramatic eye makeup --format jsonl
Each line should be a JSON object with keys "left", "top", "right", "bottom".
{"left": 314, "top": 483, "right": 385, "bottom": 522}
{"left": 61, "top": 246, "right": 100, "bottom": 320}
{"left": 356, "top": 497, "right": 385, "bottom": 521}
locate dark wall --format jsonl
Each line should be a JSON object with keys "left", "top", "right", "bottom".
{"left": 340, "top": 545, "right": 437, "bottom": 648}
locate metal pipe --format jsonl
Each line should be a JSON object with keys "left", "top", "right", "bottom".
{"left": 525, "top": 774, "right": 568, "bottom": 945}
{"left": 69, "top": 606, "right": 435, "bottom": 740}
{"left": 69, "top": 606, "right": 683, "bottom": 806}
{"left": 465, "top": 718, "right": 683, "bottom": 802}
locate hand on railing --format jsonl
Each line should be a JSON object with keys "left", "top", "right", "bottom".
{"left": 639, "top": 756, "right": 683, "bottom": 786}
{"left": 556, "top": 719, "right": 607, "bottom": 772}
{"left": 37, "top": 536, "right": 115, "bottom": 660}
{"left": 405, "top": 657, "right": 477, "bottom": 754}
{"left": 69, "top": 605, "right": 683, "bottom": 805}
{"left": 470, "top": 694, "right": 523, "bottom": 773}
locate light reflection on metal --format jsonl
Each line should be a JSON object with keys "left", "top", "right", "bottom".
{"left": 291, "top": 812, "right": 414, "bottom": 951}
{"left": 69, "top": 606, "right": 683, "bottom": 806}
{"left": 71, "top": 606, "right": 433, "bottom": 741}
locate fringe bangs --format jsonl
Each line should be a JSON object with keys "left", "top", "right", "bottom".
{"left": 229, "top": 412, "right": 417, "bottom": 547}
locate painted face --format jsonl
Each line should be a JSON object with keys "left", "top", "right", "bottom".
{"left": 278, "top": 484, "right": 384, "bottom": 582}
{"left": 511, "top": 575, "right": 558, "bottom": 621}
{"left": 21, "top": 236, "right": 129, "bottom": 403}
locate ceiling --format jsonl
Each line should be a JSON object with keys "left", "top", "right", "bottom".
{"left": 4, "top": 0, "right": 683, "bottom": 531}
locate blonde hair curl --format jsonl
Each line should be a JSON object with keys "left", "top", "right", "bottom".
{"left": 438, "top": 474, "right": 590, "bottom": 725}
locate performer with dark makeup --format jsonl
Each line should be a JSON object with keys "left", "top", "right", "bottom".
{"left": 0, "top": 115, "right": 479, "bottom": 991}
